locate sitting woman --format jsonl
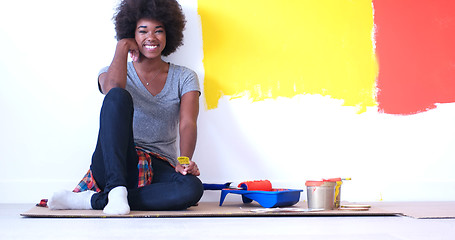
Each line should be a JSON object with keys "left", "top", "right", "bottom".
{"left": 48, "top": 0, "right": 204, "bottom": 215}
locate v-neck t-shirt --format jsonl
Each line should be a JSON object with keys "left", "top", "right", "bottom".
{"left": 98, "top": 62, "right": 200, "bottom": 166}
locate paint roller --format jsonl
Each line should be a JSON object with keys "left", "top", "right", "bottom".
{"left": 238, "top": 180, "right": 273, "bottom": 191}
{"left": 203, "top": 180, "right": 274, "bottom": 191}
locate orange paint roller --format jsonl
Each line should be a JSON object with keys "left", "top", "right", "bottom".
{"left": 238, "top": 180, "right": 273, "bottom": 191}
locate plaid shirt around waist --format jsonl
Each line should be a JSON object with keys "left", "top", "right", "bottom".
{"left": 73, "top": 147, "right": 173, "bottom": 193}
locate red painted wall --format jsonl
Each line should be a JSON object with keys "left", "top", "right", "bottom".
{"left": 374, "top": 0, "right": 455, "bottom": 115}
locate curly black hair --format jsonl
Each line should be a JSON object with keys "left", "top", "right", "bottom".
{"left": 114, "top": 0, "right": 186, "bottom": 56}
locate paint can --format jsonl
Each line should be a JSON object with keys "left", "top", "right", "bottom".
{"left": 305, "top": 180, "right": 336, "bottom": 210}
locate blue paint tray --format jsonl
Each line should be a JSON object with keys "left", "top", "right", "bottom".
{"left": 219, "top": 189, "right": 303, "bottom": 208}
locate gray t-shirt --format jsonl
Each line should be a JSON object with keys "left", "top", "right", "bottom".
{"left": 99, "top": 62, "right": 200, "bottom": 166}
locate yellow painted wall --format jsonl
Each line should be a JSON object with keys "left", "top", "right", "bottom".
{"left": 199, "top": 0, "right": 378, "bottom": 113}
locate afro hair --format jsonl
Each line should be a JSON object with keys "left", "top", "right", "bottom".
{"left": 114, "top": 0, "right": 186, "bottom": 56}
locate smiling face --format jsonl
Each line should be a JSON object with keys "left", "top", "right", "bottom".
{"left": 135, "top": 18, "right": 167, "bottom": 60}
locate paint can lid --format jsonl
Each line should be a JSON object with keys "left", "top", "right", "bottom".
{"left": 305, "top": 180, "right": 337, "bottom": 187}
{"left": 324, "top": 178, "right": 342, "bottom": 182}
{"left": 305, "top": 180, "right": 324, "bottom": 187}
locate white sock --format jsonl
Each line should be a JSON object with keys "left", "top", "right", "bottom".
{"left": 48, "top": 190, "right": 95, "bottom": 210}
{"left": 103, "top": 186, "right": 130, "bottom": 215}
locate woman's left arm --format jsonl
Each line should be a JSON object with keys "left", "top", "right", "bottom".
{"left": 176, "top": 91, "right": 200, "bottom": 176}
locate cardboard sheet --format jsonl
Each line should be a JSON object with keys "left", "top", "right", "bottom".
{"left": 21, "top": 201, "right": 397, "bottom": 218}
{"left": 371, "top": 201, "right": 455, "bottom": 219}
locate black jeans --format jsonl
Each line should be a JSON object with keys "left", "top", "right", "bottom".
{"left": 90, "top": 88, "right": 203, "bottom": 210}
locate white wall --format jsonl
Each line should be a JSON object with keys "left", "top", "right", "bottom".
{"left": 1, "top": 0, "right": 454, "bottom": 204}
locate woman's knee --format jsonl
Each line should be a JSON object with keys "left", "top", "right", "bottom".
{"left": 173, "top": 176, "right": 203, "bottom": 208}
{"left": 102, "top": 88, "right": 133, "bottom": 113}
{"left": 104, "top": 88, "right": 132, "bottom": 106}
{"left": 185, "top": 176, "right": 204, "bottom": 200}
{"left": 129, "top": 176, "right": 203, "bottom": 210}
{"left": 185, "top": 175, "right": 204, "bottom": 196}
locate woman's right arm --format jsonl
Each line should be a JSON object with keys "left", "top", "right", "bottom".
{"left": 98, "top": 39, "right": 139, "bottom": 95}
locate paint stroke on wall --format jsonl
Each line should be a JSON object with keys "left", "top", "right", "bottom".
{"left": 199, "top": 0, "right": 378, "bottom": 113}
{"left": 374, "top": 0, "right": 455, "bottom": 115}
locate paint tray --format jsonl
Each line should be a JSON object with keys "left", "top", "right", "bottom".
{"left": 219, "top": 188, "right": 303, "bottom": 208}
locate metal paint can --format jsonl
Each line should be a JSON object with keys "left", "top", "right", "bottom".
{"left": 305, "top": 180, "right": 336, "bottom": 210}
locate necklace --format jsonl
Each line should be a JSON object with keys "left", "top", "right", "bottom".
{"left": 145, "top": 66, "right": 162, "bottom": 86}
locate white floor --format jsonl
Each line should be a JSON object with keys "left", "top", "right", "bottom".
{"left": 2, "top": 204, "right": 455, "bottom": 240}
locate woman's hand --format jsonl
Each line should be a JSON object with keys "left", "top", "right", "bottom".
{"left": 175, "top": 160, "right": 200, "bottom": 176}
{"left": 118, "top": 38, "right": 140, "bottom": 62}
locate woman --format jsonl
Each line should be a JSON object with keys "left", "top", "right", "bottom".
{"left": 48, "top": 0, "right": 204, "bottom": 215}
